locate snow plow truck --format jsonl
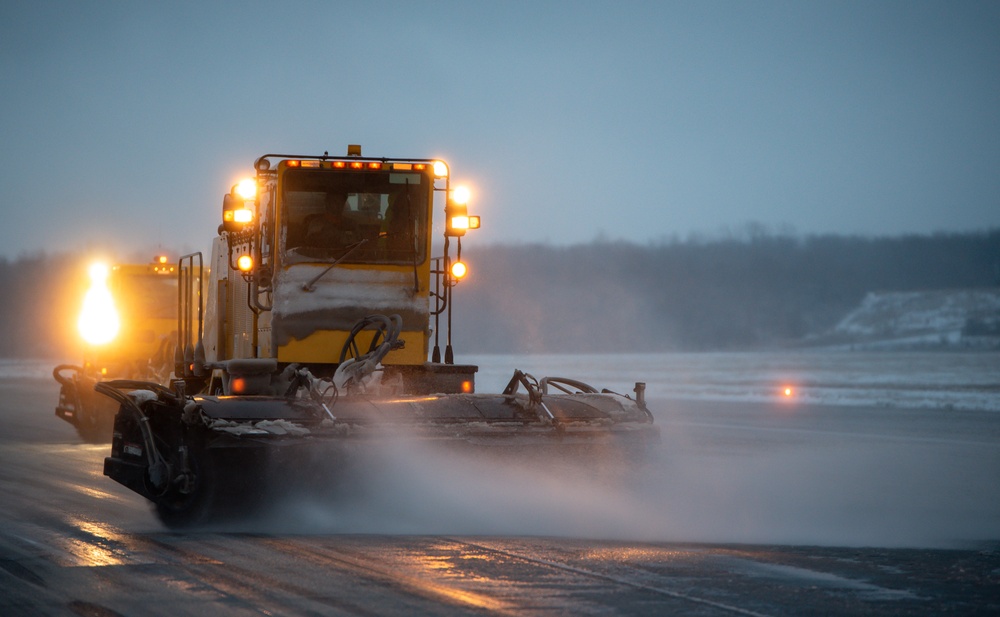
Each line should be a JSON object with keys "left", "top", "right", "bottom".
{"left": 53, "top": 257, "right": 178, "bottom": 442}
{"left": 100, "top": 147, "right": 658, "bottom": 527}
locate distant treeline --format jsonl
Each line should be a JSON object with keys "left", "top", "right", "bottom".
{"left": 2, "top": 230, "right": 998, "bottom": 358}
{"left": 0, "top": 253, "right": 87, "bottom": 359}
{"left": 455, "top": 229, "right": 1000, "bottom": 352}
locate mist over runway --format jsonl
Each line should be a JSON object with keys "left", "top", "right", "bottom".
{"left": 1, "top": 355, "right": 998, "bottom": 614}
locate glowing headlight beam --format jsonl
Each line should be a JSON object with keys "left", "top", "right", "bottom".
{"left": 451, "top": 186, "right": 471, "bottom": 205}
{"left": 78, "top": 263, "right": 120, "bottom": 345}
{"left": 235, "top": 178, "right": 257, "bottom": 200}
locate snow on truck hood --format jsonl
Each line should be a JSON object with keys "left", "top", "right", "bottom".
{"left": 272, "top": 264, "right": 428, "bottom": 318}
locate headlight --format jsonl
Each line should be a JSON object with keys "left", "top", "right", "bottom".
{"left": 237, "top": 254, "right": 254, "bottom": 272}
{"left": 78, "top": 263, "right": 120, "bottom": 345}
{"left": 236, "top": 178, "right": 257, "bottom": 200}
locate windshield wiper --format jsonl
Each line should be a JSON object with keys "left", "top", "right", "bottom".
{"left": 301, "top": 238, "right": 368, "bottom": 292}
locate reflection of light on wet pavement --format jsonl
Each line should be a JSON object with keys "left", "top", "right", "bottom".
{"left": 62, "top": 537, "right": 123, "bottom": 566}
{"left": 265, "top": 538, "right": 516, "bottom": 613}
{"left": 361, "top": 543, "right": 515, "bottom": 612}
{"left": 400, "top": 541, "right": 501, "bottom": 586}
{"left": 59, "top": 517, "right": 145, "bottom": 567}
{"left": 581, "top": 546, "right": 696, "bottom": 562}
{"left": 63, "top": 483, "right": 126, "bottom": 503}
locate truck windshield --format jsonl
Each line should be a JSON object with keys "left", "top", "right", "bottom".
{"left": 281, "top": 169, "right": 428, "bottom": 265}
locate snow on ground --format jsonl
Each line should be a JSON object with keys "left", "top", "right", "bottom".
{"left": 464, "top": 351, "right": 1000, "bottom": 412}
{"left": 16, "top": 350, "right": 1000, "bottom": 412}
{"left": 825, "top": 288, "right": 1000, "bottom": 350}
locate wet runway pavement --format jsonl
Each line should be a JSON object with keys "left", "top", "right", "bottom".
{"left": 1, "top": 374, "right": 998, "bottom": 615}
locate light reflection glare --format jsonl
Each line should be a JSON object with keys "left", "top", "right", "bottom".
{"left": 62, "top": 517, "right": 130, "bottom": 567}
{"left": 393, "top": 546, "right": 508, "bottom": 607}
{"left": 581, "top": 547, "right": 692, "bottom": 562}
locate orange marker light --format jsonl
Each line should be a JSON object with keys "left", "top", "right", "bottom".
{"left": 783, "top": 387, "right": 794, "bottom": 398}
{"left": 233, "top": 208, "right": 254, "bottom": 224}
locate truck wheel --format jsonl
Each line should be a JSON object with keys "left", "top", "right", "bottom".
{"left": 153, "top": 448, "right": 217, "bottom": 529}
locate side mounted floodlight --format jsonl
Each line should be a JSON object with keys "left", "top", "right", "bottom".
{"left": 222, "top": 179, "right": 256, "bottom": 233}
{"left": 445, "top": 186, "right": 479, "bottom": 237}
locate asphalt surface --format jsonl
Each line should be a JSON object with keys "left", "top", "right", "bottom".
{"left": 1, "top": 374, "right": 998, "bottom": 616}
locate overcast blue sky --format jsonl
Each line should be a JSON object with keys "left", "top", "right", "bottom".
{"left": 2, "top": 1, "right": 998, "bottom": 259}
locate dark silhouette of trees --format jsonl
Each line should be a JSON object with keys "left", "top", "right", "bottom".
{"left": 2, "top": 229, "right": 998, "bottom": 358}
{"left": 455, "top": 229, "right": 1000, "bottom": 352}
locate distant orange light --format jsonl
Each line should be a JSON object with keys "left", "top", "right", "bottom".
{"left": 350, "top": 161, "right": 363, "bottom": 169}
{"left": 783, "top": 387, "right": 794, "bottom": 397}
{"left": 237, "top": 254, "right": 254, "bottom": 272}
{"left": 231, "top": 377, "right": 245, "bottom": 394}
{"left": 157, "top": 255, "right": 168, "bottom": 264}
{"left": 332, "top": 161, "right": 346, "bottom": 169}
{"left": 461, "top": 380, "right": 473, "bottom": 393}
{"left": 286, "top": 160, "right": 300, "bottom": 167}
{"left": 367, "top": 162, "right": 382, "bottom": 170}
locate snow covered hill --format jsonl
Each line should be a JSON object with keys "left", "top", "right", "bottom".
{"left": 821, "top": 289, "right": 1000, "bottom": 349}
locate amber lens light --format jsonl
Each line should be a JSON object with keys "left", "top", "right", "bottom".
{"left": 237, "top": 255, "right": 254, "bottom": 272}
{"left": 451, "top": 261, "right": 468, "bottom": 279}
{"left": 433, "top": 161, "right": 448, "bottom": 177}
{"left": 234, "top": 208, "right": 253, "bottom": 224}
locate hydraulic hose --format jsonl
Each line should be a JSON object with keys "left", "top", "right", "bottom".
{"left": 334, "top": 314, "right": 403, "bottom": 390}
{"left": 94, "top": 381, "right": 171, "bottom": 492}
